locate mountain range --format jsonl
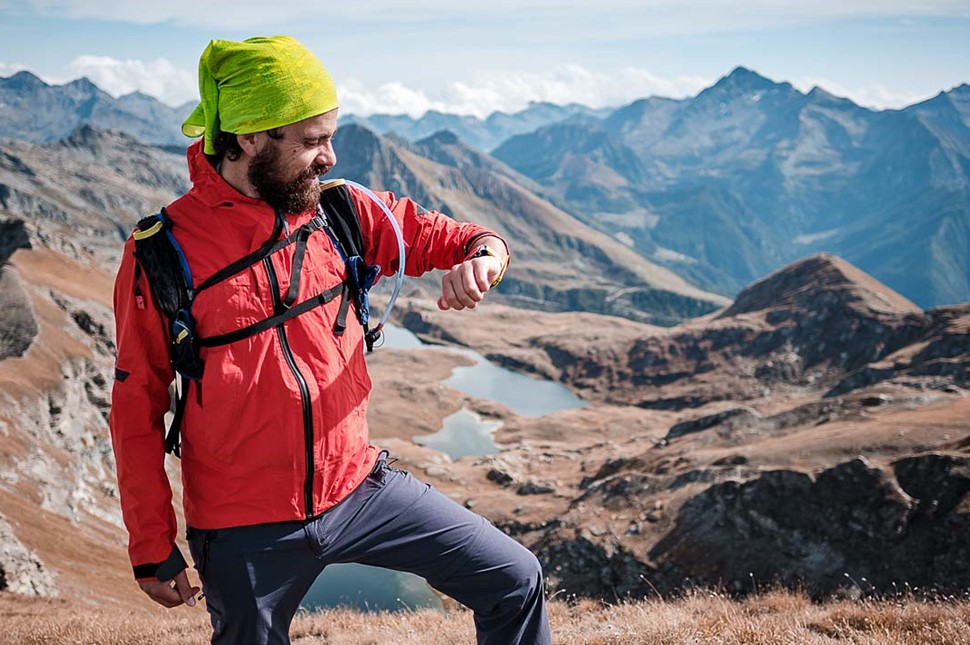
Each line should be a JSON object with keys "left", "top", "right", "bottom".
{"left": 493, "top": 68, "right": 970, "bottom": 308}
{"left": 2, "top": 67, "right": 968, "bottom": 312}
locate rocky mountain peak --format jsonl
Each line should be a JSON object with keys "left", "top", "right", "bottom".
{"left": 719, "top": 253, "right": 921, "bottom": 319}
{"left": 420, "top": 129, "right": 461, "bottom": 146}
{"left": 713, "top": 66, "right": 789, "bottom": 95}
{"left": 118, "top": 90, "right": 154, "bottom": 102}
{"left": 414, "top": 129, "right": 495, "bottom": 171}
{"left": 56, "top": 124, "right": 139, "bottom": 152}
{"left": 805, "top": 86, "right": 857, "bottom": 109}
{"left": 64, "top": 76, "right": 99, "bottom": 93}
{"left": 2, "top": 70, "right": 47, "bottom": 91}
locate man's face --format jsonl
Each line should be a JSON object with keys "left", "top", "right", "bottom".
{"left": 247, "top": 109, "right": 338, "bottom": 214}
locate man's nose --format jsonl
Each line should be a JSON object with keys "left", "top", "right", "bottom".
{"left": 315, "top": 143, "right": 336, "bottom": 167}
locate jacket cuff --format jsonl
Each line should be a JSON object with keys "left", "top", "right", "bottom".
{"left": 132, "top": 544, "right": 187, "bottom": 582}
{"left": 463, "top": 230, "right": 503, "bottom": 255}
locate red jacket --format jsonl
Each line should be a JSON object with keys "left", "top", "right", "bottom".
{"left": 110, "top": 140, "right": 497, "bottom": 578}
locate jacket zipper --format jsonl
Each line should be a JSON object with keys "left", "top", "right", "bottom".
{"left": 263, "top": 254, "right": 315, "bottom": 519}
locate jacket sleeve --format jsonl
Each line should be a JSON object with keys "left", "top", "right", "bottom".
{"left": 109, "top": 237, "right": 185, "bottom": 581}
{"left": 351, "top": 188, "right": 506, "bottom": 277}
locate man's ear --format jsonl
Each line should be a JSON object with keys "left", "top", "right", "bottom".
{"left": 237, "top": 132, "right": 261, "bottom": 158}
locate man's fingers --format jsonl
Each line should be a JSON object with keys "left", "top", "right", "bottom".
{"left": 137, "top": 572, "right": 201, "bottom": 609}
{"left": 459, "top": 265, "right": 485, "bottom": 305}
{"left": 471, "top": 258, "right": 494, "bottom": 292}
{"left": 440, "top": 277, "right": 464, "bottom": 311}
{"left": 450, "top": 265, "right": 481, "bottom": 308}
{"left": 173, "top": 570, "right": 199, "bottom": 607}
{"left": 139, "top": 579, "right": 183, "bottom": 608}
{"left": 438, "top": 257, "right": 501, "bottom": 312}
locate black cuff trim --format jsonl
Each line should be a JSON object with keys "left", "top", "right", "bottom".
{"left": 463, "top": 231, "right": 497, "bottom": 256}
{"left": 132, "top": 545, "right": 187, "bottom": 581}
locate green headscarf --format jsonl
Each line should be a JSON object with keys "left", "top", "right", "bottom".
{"left": 182, "top": 35, "right": 339, "bottom": 155}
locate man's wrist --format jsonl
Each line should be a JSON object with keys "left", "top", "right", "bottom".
{"left": 465, "top": 243, "right": 509, "bottom": 288}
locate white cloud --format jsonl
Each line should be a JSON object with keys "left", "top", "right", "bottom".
{"left": 0, "top": 62, "right": 32, "bottom": 76}
{"left": 340, "top": 66, "right": 711, "bottom": 118}
{"left": 0, "top": 57, "right": 941, "bottom": 116}
{"left": 793, "top": 77, "right": 932, "bottom": 110}
{"left": 6, "top": 54, "right": 710, "bottom": 116}
{"left": 64, "top": 56, "right": 197, "bottom": 106}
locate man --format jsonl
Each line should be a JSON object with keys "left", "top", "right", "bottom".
{"left": 109, "top": 35, "right": 551, "bottom": 644}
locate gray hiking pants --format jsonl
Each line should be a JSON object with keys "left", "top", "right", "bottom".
{"left": 186, "top": 453, "right": 551, "bottom": 645}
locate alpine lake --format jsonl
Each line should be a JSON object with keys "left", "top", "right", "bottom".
{"left": 300, "top": 324, "right": 585, "bottom": 612}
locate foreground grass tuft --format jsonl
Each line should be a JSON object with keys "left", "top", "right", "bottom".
{"left": 3, "top": 589, "right": 970, "bottom": 644}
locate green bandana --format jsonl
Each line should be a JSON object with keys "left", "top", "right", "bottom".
{"left": 182, "top": 35, "right": 339, "bottom": 155}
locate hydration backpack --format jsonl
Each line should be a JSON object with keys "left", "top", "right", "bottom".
{"left": 131, "top": 179, "right": 382, "bottom": 456}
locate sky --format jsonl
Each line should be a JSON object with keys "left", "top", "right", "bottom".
{"left": 0, "top": 1, "right": 968, "bottom": 118}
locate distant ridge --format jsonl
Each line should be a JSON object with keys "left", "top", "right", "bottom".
{"left": 0, "top": 71, "right": 192, "bottom": 145}
{"left": 341, "top": 102, "right": 610, "bottom": 152}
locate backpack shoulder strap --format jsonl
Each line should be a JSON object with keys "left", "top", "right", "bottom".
{"left": 319, "top": 179, "right": 364, "bottom": 259}
{"left": 318, "top": 179, "right": 382, "bottom": 350}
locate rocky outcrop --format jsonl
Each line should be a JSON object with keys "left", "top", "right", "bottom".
{"left": 829, "top": 303, "right": 970, "bottom": 395}
{"left": 1, "top": 353, "right": 120, "bottom": 525}
{"left": 0, "top": 265, "right": 37, "bottom": 361}
{"left": 642, "top": 455, "right": 970, "bottom": 598}
{"left": 0, "top": 218, "right": 31, "bottom": 264}
{"left": 0, "top": 216, "right": 38, "bottom": 362}
{"left": 0, "top": 514, "right": 57, "bottom": 597}
{"left": 535, "top": 531, "right": 654, "bottom": 599}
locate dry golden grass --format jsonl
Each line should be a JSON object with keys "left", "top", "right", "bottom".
{"left": 3, "top": 590, "right": 970, "bottom": 644}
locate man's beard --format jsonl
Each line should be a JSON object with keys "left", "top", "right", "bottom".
{"left": 248, "top": 144, "right": 326, "bottom": 214}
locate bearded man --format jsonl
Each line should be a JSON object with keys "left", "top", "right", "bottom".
{"left": 109, "top": 35, "right": 551, "bottom": 645}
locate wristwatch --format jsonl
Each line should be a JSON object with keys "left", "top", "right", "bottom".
{"left": 465, "top": 244, "right": 509, "bottom": 288}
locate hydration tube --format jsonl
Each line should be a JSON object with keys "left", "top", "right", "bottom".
{"left": 342, "top": 179, "right": 406, "bottom": 340}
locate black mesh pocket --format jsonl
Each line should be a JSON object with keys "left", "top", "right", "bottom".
{"left": 132, "top": 213, "right": 193, "bottom": 318}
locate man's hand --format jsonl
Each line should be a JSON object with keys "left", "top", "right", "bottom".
{"left": 138, "top": 569, "right": 201, "bottom": 608}
{"left": 438, "top": 254, "right": 504, "bottom": 311}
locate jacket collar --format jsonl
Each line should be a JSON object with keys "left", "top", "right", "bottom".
{"left": 186, "top": 139, "right": 269, "bottom": 210}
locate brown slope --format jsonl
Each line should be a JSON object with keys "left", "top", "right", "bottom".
{"left": 0, "top": 127, "right": 187, "bottom": 605}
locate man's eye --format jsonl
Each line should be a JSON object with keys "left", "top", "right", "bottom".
{"left": 304, "top": 137, "right": 332, "bottom": 147}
